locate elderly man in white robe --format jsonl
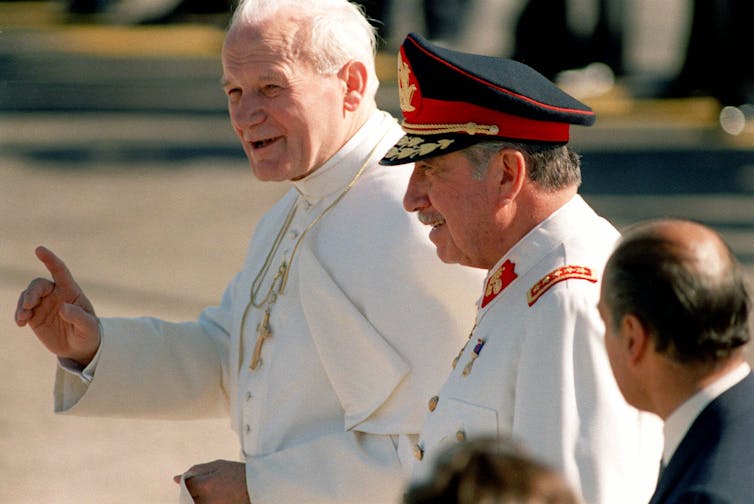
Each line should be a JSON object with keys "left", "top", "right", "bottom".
{"left": 14, "top": 2, "right": 484, "bottom": 503}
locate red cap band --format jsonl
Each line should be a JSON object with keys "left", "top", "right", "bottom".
{"left": 403, "top": 98, "right": 571, "bottom": 142}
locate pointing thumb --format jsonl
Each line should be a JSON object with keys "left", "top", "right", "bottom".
{"left": 59, "top": 303, "right": 101, "bottom": 364}
{"left": 60, "top": 303, "right": 99, "bottom": 335}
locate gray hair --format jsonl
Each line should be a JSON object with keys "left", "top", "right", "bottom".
{"left": 462, "top": 141, "right": 582, "bottom": 190}
{"left": 229, "top": 0, "right": 379, "bottom": 97}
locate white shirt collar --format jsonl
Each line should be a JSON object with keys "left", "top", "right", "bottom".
{"left": 662, "top": 361, "right": 751, "bottom": 464}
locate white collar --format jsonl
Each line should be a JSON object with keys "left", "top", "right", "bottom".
{"left": 292, "top": 110, "right": 397, "bottom": 205}
{"left": 480, "top": 195, "right": 591, "bottom": 303}
{"left": 663, "top": 361, "right": 751, "bottom": 464}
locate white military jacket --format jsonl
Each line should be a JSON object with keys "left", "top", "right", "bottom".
{"left": 54, "top": 111, "right": 485, "bottom": 503}
{"left": 410, "top": 196, "right": 663, "bottom": 504}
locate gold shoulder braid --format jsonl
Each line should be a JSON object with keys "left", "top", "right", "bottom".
{"left": 239, "top": 129, "right": 392, "bottom": 371}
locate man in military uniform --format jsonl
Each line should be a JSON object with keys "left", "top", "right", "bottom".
{"left": 381, "top": 33, "right": 663, "bottom": 504}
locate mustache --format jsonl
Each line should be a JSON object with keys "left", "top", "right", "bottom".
{"left": 417, "top": 210, "right": 445, "bottom": 227}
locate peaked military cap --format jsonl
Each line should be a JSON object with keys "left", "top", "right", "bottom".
{"left": 380, "top": 33, "right": 596, "bottom": 165}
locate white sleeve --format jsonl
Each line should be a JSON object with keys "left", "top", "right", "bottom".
{"left": 53, "top": 275, "right": 238, "bottom": 419}
{"left": 58, "top": 343, "right": 102, "bottom": 384}
{"left": 245, "top": 431, "right": 407, "bottom": 504}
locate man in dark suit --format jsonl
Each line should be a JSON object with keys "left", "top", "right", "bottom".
{"left": 598, "top": 218, "right": 753, "bottom": 504}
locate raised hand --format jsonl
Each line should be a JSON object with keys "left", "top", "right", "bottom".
{"left": 15, "top": 246, "right": 100, "bottom": 365}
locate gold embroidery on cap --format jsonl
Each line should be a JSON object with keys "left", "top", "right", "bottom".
{"left": 383, "top": 136, "right": 455, "bottom": 161}
{"left": 398, "top": 58, "right": 417, "bottom": 112}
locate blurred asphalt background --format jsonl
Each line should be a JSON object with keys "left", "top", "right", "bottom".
{"left": 1, "top": 1, "right": 753, "bottom": 503}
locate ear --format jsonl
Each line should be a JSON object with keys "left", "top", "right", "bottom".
{"left": 339, "top": 60, "right": 368, "bottom": 112}
{"left": 621, "top": 314, "right": 650, "bottom": 365}
{"left": 496, "top": 149, "right": 526, "bottom": 206}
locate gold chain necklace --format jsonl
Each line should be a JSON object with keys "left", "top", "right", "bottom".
{"left": 240, "top": 130, "right": 391, "bottom": 370}
{"left": 248, "top": 202, "right": 298, "bottom": 310}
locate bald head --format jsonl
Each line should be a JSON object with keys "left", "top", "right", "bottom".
{"left": 644, "top": 220, "right": 731, "bottom": 275}
{"left": 602, "top": 219, "right": 750, "bottom": 364}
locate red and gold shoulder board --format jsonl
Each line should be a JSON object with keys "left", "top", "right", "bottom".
{"left": 527, "top": 265, "right": 597, "bottom": 307}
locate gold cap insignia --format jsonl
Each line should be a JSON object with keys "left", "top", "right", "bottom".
{"left": 398, "top": 55, "right": 417, "bottom": 113}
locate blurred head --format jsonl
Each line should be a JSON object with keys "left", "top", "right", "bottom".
{"left": 601, "top": 219, "right": 750, "bottom": 366}
{"left": 404, "top": 437, "right": 580, "bottom": 504}
{"left": 223, "top": 0, "right": 379, "bottom": 181}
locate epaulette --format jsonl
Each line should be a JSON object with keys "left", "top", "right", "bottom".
{"left": 527, "top": 265, "right": 597, "bottom": 307}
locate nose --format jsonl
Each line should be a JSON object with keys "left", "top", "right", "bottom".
{"left": 229, "top": 94, "right": 266, "bottom": 132}
{"left": 403, "top": 167, "right": 429, "bottom": 212}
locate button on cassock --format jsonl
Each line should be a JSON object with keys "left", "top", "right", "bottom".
{"left": 456, "top": 430, "right": 466, "bottom": 442}
{"left": 428, "top": 395, "right": 439, "bottom": 412}
{"left": 413, "top": 444, "right": 424, "bottom": 461}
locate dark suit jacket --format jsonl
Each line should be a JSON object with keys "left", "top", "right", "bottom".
{"left": 650, "top": 372, "right": 754, "bottom": 504}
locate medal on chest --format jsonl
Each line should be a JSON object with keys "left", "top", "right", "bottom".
{"left": 449, "top": 259, "right": 516, "bottom": 377}
{"left": 462, "top": 338, "right": 486, "bottom": 377}
{"left": 451, "top": 323, "right": 488, "bottom": 378}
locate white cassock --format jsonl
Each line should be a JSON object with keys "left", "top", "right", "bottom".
{"left": 55, "top": 110, "right": 485, "bottom": 503}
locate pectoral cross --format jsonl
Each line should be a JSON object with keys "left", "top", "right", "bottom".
{"left": 250, "top": 307, "right": 272, "bottom": 370}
